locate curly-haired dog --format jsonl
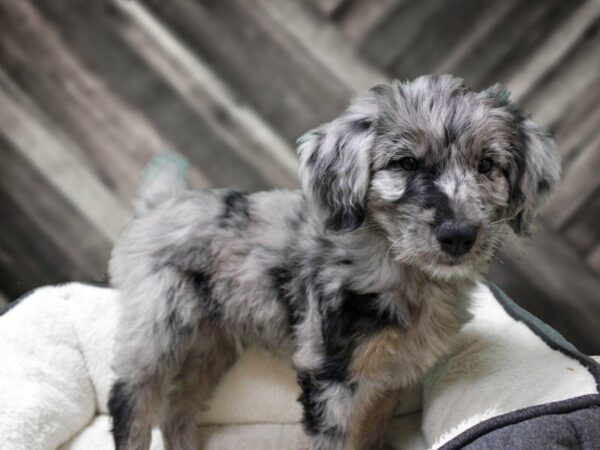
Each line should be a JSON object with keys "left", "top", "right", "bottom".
{"left": 108, "top": 75, "right": 560, "bottom": 450}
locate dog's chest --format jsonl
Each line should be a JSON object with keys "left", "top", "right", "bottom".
{"left": 349, "top": 283, "right": 471, "bottom": 386}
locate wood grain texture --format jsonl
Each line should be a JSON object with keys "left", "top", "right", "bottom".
{"left": 587, "top": 242, "right": 600, "bottom": 274}
{"left": 335, "top": 0, "right": 403, "bottom": 44}
{"left": 0, "top": 70, "right": 130, "bottom": 242}
{"left": 115, "top": 0, "right": 299, "bottom": 188}
{"left": 0, "top": 133, "right": 111, "bottom": 298}
{"left": 489, "top": 253, "right": 596, "bottom": 355}
{"left": 0, "top": 0, "right": 210, "bottom": 200}
{"left": 142, "top": 0, "right": 350, "bottom": 142}
{"left": 492, "top": 226, "right": 600, "bottom": 355}
{"left": 0, "top": 0, "right": 597, "bottom": 350}
{"left": 308, "top": 0, "right": 349, "bottom": 17}
{"left": 562, "top": 186, "right": 600, "bottom": 259}
{"left": 505, "top": 0, "right": 600, "bottom": 102}
{"left": 0, "top": 291, "right": 7, "bottom": 308}
{"left": 544, "top": 132, "right": 600, "bottom": 230}
{"left": 251, "top": 0, "right": 388, "bottom": 93}
{"left": 30, "top": 0, "right": 265, "bottom": 191}
{"left": 359, "top": 0, "right": 444, "bottom": 70}
{"left": 522, "top": 17, "right": 600, "bottom": 128}
{"left": 387, "top": 0, "right": 501, "bottom": 80}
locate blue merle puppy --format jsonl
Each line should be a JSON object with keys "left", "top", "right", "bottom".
{"left": 108, "top": 75, "right": 560, "bottom": 450}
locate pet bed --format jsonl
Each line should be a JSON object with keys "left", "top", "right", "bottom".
{"left": 0, "top": 282, "right": 598, "bottom": 449}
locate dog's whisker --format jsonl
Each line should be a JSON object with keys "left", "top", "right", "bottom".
{"left": 385, "top": 237, "right": 403, "bottom": 260}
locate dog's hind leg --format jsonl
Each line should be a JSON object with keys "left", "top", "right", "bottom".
{"left": 108, "top": 328, "right": 196, "bottom": 450}
{"left": 159, "top": 323, "right": 237, "bottom": 450}
{"left": 108, "top": 270, "right": 202, "bottom": 450}
{"left": 108, "top": 375, "right": 163, "bottom": 450}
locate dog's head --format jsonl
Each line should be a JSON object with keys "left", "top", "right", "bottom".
{"left": 298, "top": 75, "right": 560, "bottom": 278}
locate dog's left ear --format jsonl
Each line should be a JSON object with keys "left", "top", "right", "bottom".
{"left": 482, "top": 84, "right": 561, "bottom": 236}
{"left": 297, "top": 93, "right": 380, "bottom": 232}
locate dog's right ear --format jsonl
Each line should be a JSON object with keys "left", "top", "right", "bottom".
{"left": 297, "top": 90, "right": 383, "bottom": 232}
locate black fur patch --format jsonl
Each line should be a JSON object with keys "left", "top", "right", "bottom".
{"left": 369, "top": 84, "right": 391, "bottom": 97}
{"left": 165, "top": 307, "right": 194, "bottom": 341}
{"left": 305, "top": 133, "right": 325, "bottom": 168}
{"left": 306, "top": 125, "right": 367, "bottom": 233}
{"left": 297, "top": 372, "right": 346, "bottom": 438}
{"left": 537, "top": 178, "right": 551, "bottom": 195}
{"left": 190, "top": 271, "right": 222, "bottom": 321}
{"left": 297, "top": 371, "right": 326, "bottom": 435}
{"left": 482, "top": 84, "right": 531, "bottom": 234}
{"left": 351, "top": 118, "right": 373, "bottom": 132}
{"left": 268, "top": 263, "right": 306, "bottom": 329}
{"left": 284, "top": 208, "right": 306, "bottom": 231}
{"left": 443, "top": 124, "right": 459, "bottom": 146}
{"left": 219, "top": 190, "right": 251, "bottom": 228}
{"left": 325, "top": 206, "right": 366, "bottom": 233}
{"left": 318, "top": 288, "right": 395, "bottom": 382}
{"left": 402, "top": 170, "right": 454, "bottom": 225}
{"left": 506, "top": 126, "right": 529, "bottom": 234}
{"left": 108, "top": 380, "right": 134, "bottom": 449}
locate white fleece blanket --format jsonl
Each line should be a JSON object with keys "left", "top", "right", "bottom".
{"left": 0, "top": 283, "right": 597, "bottom": 450}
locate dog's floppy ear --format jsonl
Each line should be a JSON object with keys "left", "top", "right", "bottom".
{"left": 297, "top": 92, "right": 381, "bottom": 232}
{"left": 483, "top": 84, "right": 561, "bottom": 236}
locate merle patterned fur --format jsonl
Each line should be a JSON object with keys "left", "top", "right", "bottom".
{"left": 108, "top": 75, "right": 560, "bottom": 450}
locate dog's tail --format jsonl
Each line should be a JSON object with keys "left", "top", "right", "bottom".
{"left": 134, "top": 152, "right": 189, "bottom": 217}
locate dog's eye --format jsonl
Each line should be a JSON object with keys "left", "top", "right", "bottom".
{"left": 401, "top": 157, "right": 419, "bottom": 171}
{"left": 478, "top": 157, "right": 494, "bottom": 174}
{"left": 388, "top": 156, "right": 419, "bottom": 171}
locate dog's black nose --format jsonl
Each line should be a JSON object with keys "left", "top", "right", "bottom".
{"left": 436, "top": 222, "right": 479, "bottom": 257}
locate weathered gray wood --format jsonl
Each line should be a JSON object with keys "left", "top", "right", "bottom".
{"left": 308, "top": 0, "right": 348, "bottom": 17}
{"left": 0, "top": 70, "right": 130, "bottom": 242}
{"left": 489, "top": 256, "right": 597, "bottom": 354}
{"left": 562, "top": 186, "right": 600, "bottom": 260}
{"left": 433, "top": 0, "right": 517, "bottom": 76}
{"left": 0, "top": 132, "right": 111, "bottom": 272}
{"left": 506, "top": 0, "right": 600, "bottom": 102}
{"left": 359, "top": 0, "right": 445, "bottom": 70}
{"left": 335, "top": 0, "right": 403, "bottom": 44}
{"left": 251, "top": 0, "right": 388, "bottom": 93}
{"left": 554, "top": 87, "right": 600, "bottom": 162}
{"left": 522, "top": 23, "right": 600, "bottom": 128}
{"left": 437, "top": 0, "right": 579, "bottom": 90}
{"left": 0, "top": 134, "right": 111, "bottom": 277}
{"left": 387, "top": 0, "right": 502, "bottom": 80}
{"left": 480, "top": 0, "right": 585, "bottom": 91}
{"left": 0, "top": 134, "right": 111, "bottom": 299}
{"left": 0, "top": 0, "right": 597, "bottom": 350}
{"left": 544, "top": 131, "right": 600, "bottom": 229}
{"left": 114, "top": 0, "right": 299, "bottom": 188}
{"left": 359, "top": 0, "right": 580, "bottom": 89}
{"left": 141, "top": 0, "right": 351, "bottom": 142}
{"left": 28, "top": 0, "right": 268, "bottom": 192}
{"left": 587, "top": 241, "right": 600, "bottom": 274}
{"left": 494, "top": 225, "right": 600, "bottom": 353}
{"left": 0, "top": 291, "right": 7, "bottom": 308}
{"left": 0, "top": 0, "right": 211, "bottom": 200}
{"left": 0, "top": 191, "right": 64, "bottom": 299}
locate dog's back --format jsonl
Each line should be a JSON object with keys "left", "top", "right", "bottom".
{"left": 110, "top": 157, "right": 307, "bottom": 351}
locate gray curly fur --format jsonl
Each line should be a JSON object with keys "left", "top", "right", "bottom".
{"left": 108, "top": 75, "right": 560, "bottom": 450}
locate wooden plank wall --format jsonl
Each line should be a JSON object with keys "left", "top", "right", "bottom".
{"left": 0, "top": 0, "right": 598, "bottom": 352}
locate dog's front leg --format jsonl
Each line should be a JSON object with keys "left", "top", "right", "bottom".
{"left": 350, "top": 387, "right": 403, "bottom": 450}
{"left": 297, "top": 371, "right": 364, "bottom": 450}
